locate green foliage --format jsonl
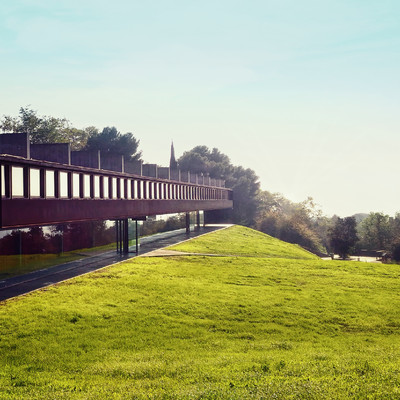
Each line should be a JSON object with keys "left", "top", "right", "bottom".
{"left": 178, "top": 145, "right": 232, "bottom": 178}
{"left": 0, "top": 109, "right": 142, "bottom": 159}
{"left": 358, "top": 212, "right": 394, "bottom": 251}
{"left": 256, "top": 192, "right": 329, "bottom": 254}
{"left": 178, "top": 146, "right": 260, "bottom": 226}
{"left": 84, "top": 126, "right": 142, "bottom": 161}
{"left": 0, "top": 226, "right": 400, "bottom": 398}
{"left": 329, "top": 216, "right": 359, "bottom": 259}
{"left": 0, "top": 107, "right": 90, "bottom": 150}
{"left": 140, "top": 214, "right": 186, "bottom": 236}
{"left": 0, "top": 243, "right": 116, "bottom": 280}
{"left": 392, "top": 243, "right": 400, "bottom": 262}
{"left": 169, "top": 225, "right": 318, "bottom": 259}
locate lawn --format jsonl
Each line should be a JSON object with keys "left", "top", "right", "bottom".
{"left": 0, "top": 226, "right": 400, "bottom": 399}
{"left": 168, "top": 225, "right": 318, "bottom": 259}
{"left": 0, "top": 242, "right": 117, "bottom": 280}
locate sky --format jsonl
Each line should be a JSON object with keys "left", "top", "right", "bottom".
{"left": 0, "top": 0, "right": 399, "bottom": 217}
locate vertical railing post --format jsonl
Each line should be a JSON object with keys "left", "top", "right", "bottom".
{"left": 40, "top": 168, "right": 45, "bottom": 198}
{"left": 23, "top": 166, "right": 29, "bottom": 198}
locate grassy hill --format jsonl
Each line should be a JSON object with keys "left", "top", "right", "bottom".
{"left": 0, "top": 225, "right": 400, "bottom": 399}
{"left": 169, "top": 225, "right": 318, "bottom": 259}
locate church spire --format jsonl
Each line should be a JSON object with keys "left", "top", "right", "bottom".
{"left": 170, "top": 141, "right": 178, "bottom": 170}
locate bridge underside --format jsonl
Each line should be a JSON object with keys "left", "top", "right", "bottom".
{"left": 0, "top": 198, "right": 232, "bottom": 229}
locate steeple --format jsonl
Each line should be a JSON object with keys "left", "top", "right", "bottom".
{"left": 170, "top": 141, "right": 178, "bottom": 170}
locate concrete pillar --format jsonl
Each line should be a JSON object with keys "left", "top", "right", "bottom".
{"left": 123, "top": 218, "right": 129, "bottom": 254}
{"left": 186, "top": 212, "right": 190, "bottom": 234}
{"left": 196, "top": 210, "right": 201, "bottom": 230}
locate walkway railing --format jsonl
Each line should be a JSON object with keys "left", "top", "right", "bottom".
{"left": 0, "top": 154, "right": 233, "bottom": 229}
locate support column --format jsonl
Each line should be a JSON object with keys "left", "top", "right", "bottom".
{"left": 115, "top": 220, "right": 120, "bottom": 253}
{"left": 122, "top": 218, "right": 129, "bottom": 254}
{"left": 135, "top": 220, "right": 139, "bottom": 254}
{"left": 196, "top": 210, "right": 201, "bottom": 230}
{"left": 116, "top": 219, "right": 130, "bottom": 254}
{"left": 185, "top": 212, "right": 190, "bottom": 234}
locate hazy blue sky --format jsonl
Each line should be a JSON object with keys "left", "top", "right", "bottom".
{"left": 1, "top": 0, "right": 399, "bottom": 217}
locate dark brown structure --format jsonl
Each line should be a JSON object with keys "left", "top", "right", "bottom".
{"left": 0, "top": 134, "right": 232, "bottom": 252}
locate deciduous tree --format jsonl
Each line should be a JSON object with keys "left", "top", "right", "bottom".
{"left": 0, "top": 107, "right": 90, "bottom": 150}
{"left": 178, "top": 146, "right": 259, "bottom": 225}
{"left": 328, "top": 216, "right": 358, "bottom": 259}
{"left": 84, "top": 126, "right": 142, "bottom": 161}
{"left": 358, "top": 212, "right": 392, "bottom": 250}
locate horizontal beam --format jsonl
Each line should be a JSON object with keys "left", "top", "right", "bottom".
{"left": 0, "top": 198, "right": 233, "bottom": 228}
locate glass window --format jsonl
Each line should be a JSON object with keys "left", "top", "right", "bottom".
{"left": 111, "top": 178, "right": 117, "bottom": 199}
{"left": 103, "top": 177, "right": 109, "bottom": 198}
{"left": 30, "top": 169, "right": 40, "bottom": 197}
{"left": 139, "top": 180, "right": 143, "bottom": 199}
{"left": 1, "top": 165, "right": 5, "bottom": 197}
{"left": 12, "top": 166, "right": 24, "bottom": 197}
{"left": 138, "top": 180, "right": 143, "bottom": 199}
{"left": 131, "top": 180, "right": 136, "bottom": 199}
{"left": 126, "top": 180, "right": 131, "bottom": 199}
{"left": 46, "top": 170, "right": 55, "bottom": 198}
{"left": 72, "top": 173, "right": 80, "bottom": 198}
{"left": 84, "top": 174, "right": 90, "bottom": 198}
{"left": 120, "top": 179, "right": 125, "bottom": 199}
{"left": 60, "top": 172, "right": 68, "bottom": 198}
{"left": 94, "top": 176, "right": 100, "bottom": 198}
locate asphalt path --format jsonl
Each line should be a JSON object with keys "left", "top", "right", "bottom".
{"left": 0, "top": 225, "right": 229, "bottom": 302}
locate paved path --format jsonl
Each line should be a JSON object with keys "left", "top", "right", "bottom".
{"left": 0, "top": 225, "right": 230, "bottom": 302}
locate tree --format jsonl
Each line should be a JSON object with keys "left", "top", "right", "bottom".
{"left": 84, "top": 126, "right": 141, "bottom": 161}
{"left": 0, "top": 107, "right": 90, "bottom": 150}
{"left": 227, "top": 166, "right": 260, "bottom": 226}
{"left": 178, "top": 145, "right": 232, "bottom": 178}
{"left": 178, "top": 146, "right": 260, "bottom": 226}
{"left": 328, "top": 217, "right": 359, "bottom": 259}
{"left": 358, "top": 212, "right": 392, "bottom": 250}
{"left": 256, "top": 191, "right": 327, "bottom": 254}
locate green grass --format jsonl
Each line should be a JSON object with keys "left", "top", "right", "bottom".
{"left": 169, "top": 225, "right": 318, "bottom": 260}
{"left": 0, "top": 243, "right": 117, "bottom": 280}
{"left": 1, "top": 226, "right": 400, "bottom": 399}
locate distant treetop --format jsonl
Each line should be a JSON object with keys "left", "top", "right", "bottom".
{"left": 0, "top": 107, "right": 142, "bottom": 160}
{"left": 84, "top": 126, "right": 142, "bottom": 162}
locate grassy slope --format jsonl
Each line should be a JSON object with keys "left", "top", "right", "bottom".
{"left": 0, "top": 226, "right": 400, "bottom": 399}
{"left": 169, "top": 225, "right": 318, "bottom": 259}
{"left": 0, "top": 243, "right": 117, "bottom": 280}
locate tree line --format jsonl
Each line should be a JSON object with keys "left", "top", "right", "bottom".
{"left": 0, "top": 106, "right": 141, "bottom": 160}
{"left": 2, "top": 107, "right": 399, "bottom": 261}
{"left": 176, "top": 146, "right": 400, "bottom": 261}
